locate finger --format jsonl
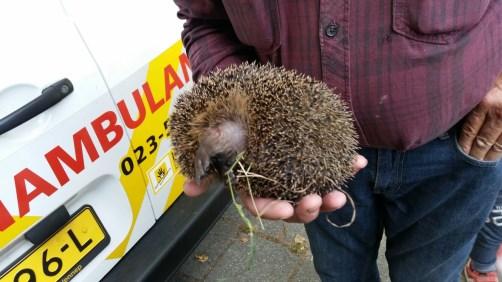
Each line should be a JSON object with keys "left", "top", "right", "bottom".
{"left": 468, "top": 82, "right": 502, "bottom": 159}
{"left": 484, "top": 81, "right": 502, "bottom": 161}
{"left": 352, "top": 155, "right": 368, "bottom": 174}
{"left": 485, "top": 134, "right": 502, "bottom": 161}
{"left": 183, "top": 175, "right": 213, "bottom": 197}
{"left": 240, "top": 193, "right": 294, "bottom": 220}
{"left": 458, "top": 106, "right": 487, "bottom": 154}
{"left": 286, "top": 194, "right": 322, "bottom": 223}
{"left": 320, "top": 190, "right": 347, "bottom": 212}
{"left": 469, "top": 114, "right": 502, "bottom": 160}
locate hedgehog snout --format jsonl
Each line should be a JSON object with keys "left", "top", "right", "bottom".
{"left": 194, "top": 120, "right": 248, "bottom": 184}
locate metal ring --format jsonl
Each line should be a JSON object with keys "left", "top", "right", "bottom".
{"left": 475, "top": 136, "right": 490, "bottom": 148}
{"left": 492, "top": 142, "right": 502, "bottom": 152}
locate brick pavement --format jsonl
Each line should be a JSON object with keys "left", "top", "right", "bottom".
{"left": 174, "top": 205, "right": 390, "bottom": 282}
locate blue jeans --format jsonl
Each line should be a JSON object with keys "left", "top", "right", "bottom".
{"left": 469, "top": 192, "right": 502, "bottom": 273}
{"left": 305, "top": 128, "right": 502, "bottom": 282}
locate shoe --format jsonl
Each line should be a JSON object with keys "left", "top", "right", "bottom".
{"left": 464, "top": 261, "right": 499, "bottom": 282}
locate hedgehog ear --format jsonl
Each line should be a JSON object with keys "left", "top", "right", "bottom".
{"left": 194, "top": 146, "right": 211, "bottom": 185}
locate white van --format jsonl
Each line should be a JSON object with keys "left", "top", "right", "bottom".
{"left": 0, "top": 1, "right": 228, "bottom": 281}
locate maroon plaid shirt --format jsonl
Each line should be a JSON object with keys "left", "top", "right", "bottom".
{"left": 175, "top": 0, "right": 502, "bottom": 150}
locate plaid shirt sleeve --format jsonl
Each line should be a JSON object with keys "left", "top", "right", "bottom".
{"left": 174, "top": 0, "right": 256, "bottom": 81}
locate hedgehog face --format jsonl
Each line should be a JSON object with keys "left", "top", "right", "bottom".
{"left": 195, "top": 120, "right": 247, "bottom": 183}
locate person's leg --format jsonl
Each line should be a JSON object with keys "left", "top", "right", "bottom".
{"left": 468, "top": 192, "right": 502, "bottom": 274}
{"left": 306, "top": 128, "right": 502, "bottom": 282}
{"left": 382, "top": 130, "right": 502, "bottom": 282}
{"left": 305, "top": 148, "right": 384, "bottom": 282}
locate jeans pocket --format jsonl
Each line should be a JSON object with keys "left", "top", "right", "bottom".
{"left": 222, "top": 0, "right": 281, "bottom": 55}
{"left": 392, "top": 0, "right": 491, "bottom": 44}
{"left": 452, "top": 132, "right": 500, "bottom": 167}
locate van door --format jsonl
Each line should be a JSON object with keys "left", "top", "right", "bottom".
{"left": 0, "top": 1, "right": 156, "bottom": 281}
{"left": 61, "top": 0, "right": 193, "bottom": 219}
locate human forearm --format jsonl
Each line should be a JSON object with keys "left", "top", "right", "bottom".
{"left": 175, "top": 0, "right": 256, "bottom": 81}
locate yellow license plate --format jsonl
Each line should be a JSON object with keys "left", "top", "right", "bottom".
{"left": 0, "top": 206, "right": 110, "bottom": 282}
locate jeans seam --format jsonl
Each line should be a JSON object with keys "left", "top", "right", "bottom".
{"left": 394, "top": 152, "right": 406, "bottom": 192}
{"left": 384, "top": 152, "right": 405, "bottom": 194}
{"left": 373, "top": 150, "right": 381, "bottom": 193}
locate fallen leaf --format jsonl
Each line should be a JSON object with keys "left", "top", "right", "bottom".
{"left": 289, "top": 234, "right": 308, "bottom": 255}
{"left": 195, "top": 254, "right": 209, "bottom": 263}
{"left": 239, "top": 234, "right": 249, "bottom": 243}
{"left": 294, "top": 234, "right": 307, "bottom": 244}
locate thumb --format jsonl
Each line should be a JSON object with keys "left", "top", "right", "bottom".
{"left": 183, "top": 175, "right": 214, "bottom": 196}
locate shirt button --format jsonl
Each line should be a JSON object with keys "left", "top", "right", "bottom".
{"left": 325, "top": 23, "right": 339, "bottom": 38}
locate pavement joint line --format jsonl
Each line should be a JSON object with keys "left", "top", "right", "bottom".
{"left": 228, "top": 215, "right": 313, "bottom": 259}
{"left": 286, "top": 257, "right": 310, "bottom": 281}
{"left": 229, "top": 216, "right": 288, "bottom": 244}
{"left": 252, "top": 228, "right": 311, "bottom": 258}
{"left": 280, "top": 222, "right": 288, "bottom": 240}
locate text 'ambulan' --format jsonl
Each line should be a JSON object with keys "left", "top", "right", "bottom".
{"left": 0, "top": 54, "right": 191, "bottom": 232}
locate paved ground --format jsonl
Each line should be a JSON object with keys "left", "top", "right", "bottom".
{"left": 174, "top": 204, "right": 390, "bottom": 282}
{"left": 173, "top": 203, "right": 489, "bottom": 282}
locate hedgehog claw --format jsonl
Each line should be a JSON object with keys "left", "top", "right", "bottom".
{"left": 194, "top": 160, "right": 203, "bottom": 185}
{"left": 195, "top": 147, "right": 211, "bottom": 184}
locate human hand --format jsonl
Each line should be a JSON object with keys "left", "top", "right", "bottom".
{"left": 183, "top": 154, "right": 368, "bottom": 223}
{"left": 458, "top": 74, "right": 502, "bottom": 161}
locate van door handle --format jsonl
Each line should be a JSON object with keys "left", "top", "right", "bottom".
{"left": 0, "top": 78, "right": 73, "bottom": 135}
{"left": 25, "top": 205, "right": 70, "bottom": 246}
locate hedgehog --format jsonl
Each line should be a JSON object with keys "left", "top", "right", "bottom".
{"left": 169, "top": 63, "right": 358, "bottom": 203}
